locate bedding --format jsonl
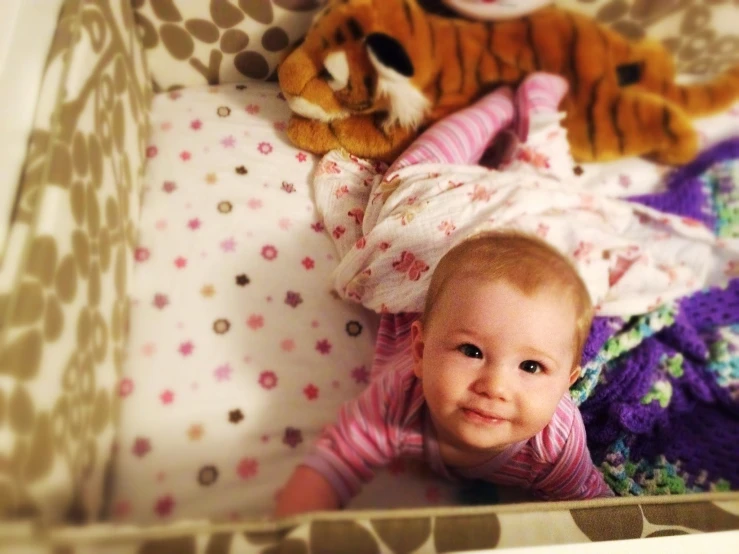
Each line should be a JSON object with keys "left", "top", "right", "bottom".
{"left": 113, "top": 77, "right": 739, "bottom": 523}
{"left": 112, "top": 81, "right": 462, "bottom": 523}
{"left": 574, "top": 141, "right": 739, "bottom": 496}
{"left": 314, "top": 116, "right": 739, "bottom": 318}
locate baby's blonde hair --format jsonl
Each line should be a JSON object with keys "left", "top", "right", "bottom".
{"left": 421, "top": 230, "right": 594, "bottom": 368}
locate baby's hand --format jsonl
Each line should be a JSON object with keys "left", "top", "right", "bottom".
{"left": 274, "top": 466, "right": 342, "bottom": 518}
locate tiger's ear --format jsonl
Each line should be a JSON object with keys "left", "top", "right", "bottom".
{"left": 365, "top": 32, "right": 429, "bottom": 130}
{"left": 365, "top": 33, "right": 414, "bottom": 77}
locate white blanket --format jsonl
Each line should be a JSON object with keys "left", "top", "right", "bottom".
{"left": 314, "top": 150, "right": 739, "bottom": 317}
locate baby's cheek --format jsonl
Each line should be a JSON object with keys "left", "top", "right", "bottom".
{"left": 520, "top": 394, "right": 561, "bottom": 428}
{"left": 428, "top": 377, "right": 461, "bottom": 414}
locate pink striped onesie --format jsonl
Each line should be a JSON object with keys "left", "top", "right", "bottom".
{"left": 384, "top": 72, "right": 570, "bottom": 176}
{"left": 302, "top": 314, "right": 613, "bottom": 505}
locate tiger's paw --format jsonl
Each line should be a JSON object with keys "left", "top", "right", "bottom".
{"left": 651, "top": 127, "right": 700, "bottom": 166}
{"left": 287, "top": 116, "right": 342, "bottom": 155}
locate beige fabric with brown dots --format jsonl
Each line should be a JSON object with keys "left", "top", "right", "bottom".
{"left": 133, "top": 0, "right": 323, "bottom": 90}
{"left": 0, "top": 0, "right": 151, "bottom": 523}
{"left": 134, "top": 0, "right": 739, "bottom": 91}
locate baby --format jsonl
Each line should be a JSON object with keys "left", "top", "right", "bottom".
{"left": 275, "top": 230, "right": 613, "bottom": 517}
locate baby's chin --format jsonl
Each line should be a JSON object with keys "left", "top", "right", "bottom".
{"left": 454, "top": 433, "right": 516, "bottom": 456}
{"left": 456, "top": 422, "right": 550, "bottom": 453}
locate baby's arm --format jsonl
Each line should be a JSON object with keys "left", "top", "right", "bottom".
{"left": 274, "top": 466, "right": 341, "bottom": 517}
{"left": 273, "top": 368, "right": 416, "bottom": 517}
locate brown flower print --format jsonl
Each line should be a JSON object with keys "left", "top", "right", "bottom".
{"left": 198, "top": 465, "right": 219, "bottom": 486}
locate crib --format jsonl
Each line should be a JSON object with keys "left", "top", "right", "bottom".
{"left": 1, "top": 0, "right": 738, "bottom": 552}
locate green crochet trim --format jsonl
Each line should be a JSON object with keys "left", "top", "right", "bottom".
{"left": 600, "top": 437, "right": 732, "bottom": 496}
{"left": 704, "top": 160, "right": 739, "bottom": 238}
{"left": 571, "top": 304, "right": 677, "bottom": 406}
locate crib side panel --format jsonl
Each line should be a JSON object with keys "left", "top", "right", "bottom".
{"left": 1, "top": 494, "right": 738, "bottom": 552}
{"left": 132, "top": 0, "right": 322, "bottom": 91}
{"left": 556, "top": 0, "right": 739, "bottom": 76}
{"left": 133, "top": 0, "right": 739, "bottom": 91}
{"left": 0, "top": 0, "right": 152, "bottom": 525}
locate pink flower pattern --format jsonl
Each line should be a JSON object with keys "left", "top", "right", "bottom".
{"left": 160, "top": 390, "right": 174, "bottom": 404}
{"left": 351, "top": 365, "right": 369, "bottom": 384}
{"left": 178, "top": 341, "right": 194, "bottom": 356}
{"left": 114, "top": 83, "right": 442, "bottom": 521}
{"left": 261, "top": 245, "right": 277, "bottom": 260}
{"left": 259, "top": 371, "right": 278, "bottom": 390}
{"left": 134, "top": 247, "right": 150, "bottom": 262}
{"left": 132, "top": 437, "right": 151, "bottom": 457}
{"left": 118, "top": 378, "right": 135, "bottom": 397}
{"left": 154, "top": 495, "right": 175, "bottom": 517}
{"left": 315, "top": 339, "right": 332, "bottom": 354}
{"left": 303, "top": 384, "right": 319, "bottom": 400}
{"left": 237, "top": 458, "right": 259, "bottom": 479}
{"left": 257, "top": 142, "right": 273, "bottom": 155}
{"left": 247, "top": 314, "right": 264, "bottom": 330}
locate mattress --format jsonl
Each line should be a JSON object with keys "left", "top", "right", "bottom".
{"left": 112, "top": 80, "right": 739, "bottom": 523}
{"left": 112, "top": 81, "right": 461, "bottom": 522}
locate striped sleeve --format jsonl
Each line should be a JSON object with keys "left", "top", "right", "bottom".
{"left": 301, "top": 367, "right": 422, "bottom": 506}
{"left": 530, "top": 397, "right": 614, "bottom": 500}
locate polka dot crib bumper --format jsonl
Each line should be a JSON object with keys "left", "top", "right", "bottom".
{"left": 1, "top": 0, "right": 739, "bottom": 552}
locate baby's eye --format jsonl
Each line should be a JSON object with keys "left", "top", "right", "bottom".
{"left": 519, "top": 360, "right": 543, "bottom": 374}
{"left": 458, "top": 344, "right": 483, "bottom": 359}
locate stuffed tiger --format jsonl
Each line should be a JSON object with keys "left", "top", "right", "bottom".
{"left": 277, "top": 0, "right": 739, "bottom": 165}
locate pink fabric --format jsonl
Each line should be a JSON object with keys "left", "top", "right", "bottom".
{"left": 302, "top": 314, "right": 613, "bottom": 505}
{"left": 386, "top": 88, "right": 515, "bottom": 174}
{"left": 513, "top": 73, "right": 569, "bottom": 140}
{"left": 387, "top": 73, "right": 568, "bottom": 174}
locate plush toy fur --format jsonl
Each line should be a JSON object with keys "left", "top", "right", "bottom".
{"left": 278, "top": 0, "right": 739, "bottom": 165}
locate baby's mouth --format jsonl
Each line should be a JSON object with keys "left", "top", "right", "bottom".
{"left": 461, "top": 407, "right": 508, "bottom": 425}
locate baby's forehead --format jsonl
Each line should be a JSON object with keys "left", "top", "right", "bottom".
{"left": 434, "top": 275, "right": 572, "bottom": 316}
{"left": 435, "top": 274, "right": 578, "bottom": 325}
{"left": 441, "top": 272, "right": 574, "bottom": 300}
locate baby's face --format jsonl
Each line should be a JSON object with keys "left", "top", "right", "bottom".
{"left": 411, "top": 276, "right": 579, "bottom": 462}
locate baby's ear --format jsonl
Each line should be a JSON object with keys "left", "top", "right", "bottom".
{"left": 410, "top": 320, "right": 425, "bottom": 378}
{"left": 569, "top": 365, "right": 582, "bottom": 387}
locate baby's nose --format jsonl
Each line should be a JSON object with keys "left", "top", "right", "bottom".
{"left": 472, "top": 367, "right": 511, "bottom": 400}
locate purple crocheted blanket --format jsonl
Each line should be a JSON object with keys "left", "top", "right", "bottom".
{"left": 573, "top": 138, "right": 739, "bottom": 495}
